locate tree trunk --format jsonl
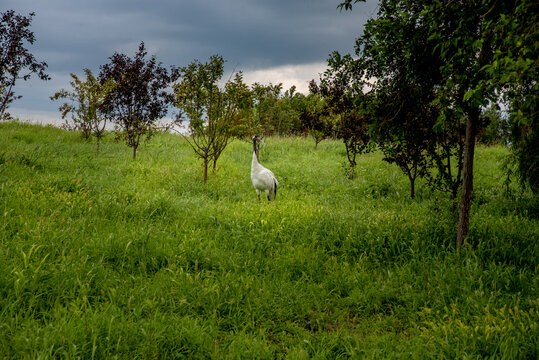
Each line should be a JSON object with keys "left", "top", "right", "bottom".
{"left": 203, "top": 157, "right": 208, "bottom": 183}
{"left": 456, "top": 113, "right": 477, "bottom": 248}
{"left": 345, "top": 142, "right": 356, "bottom": 168}
{"left": 409, "top": 176, "right": 415, "bottom": 199}
{"left": 0, "top": 76, "right": 16, "bottom": 119}
{"left": 132, "top": 144, "right": 137, "bottom": 159}
{"left": 456, "top": 33, "right": 492, "bottom": 248}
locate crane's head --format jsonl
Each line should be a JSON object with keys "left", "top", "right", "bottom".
{"left": 252, "top": 135, "right": 258, "bottom": 153}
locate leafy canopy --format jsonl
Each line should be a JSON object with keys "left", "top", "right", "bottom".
{"left": 174, "top": 55, "right": 251, "bottom": 182}
{"left": 0, "top": 10, "right": 49, "bottom": 119}
{"left": 99, "top": 41, "right": 180, "bottom": 159}
{"left": 50, "top": 69, "right": 116, "bottom": 151}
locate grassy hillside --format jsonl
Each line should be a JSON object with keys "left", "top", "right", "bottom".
{"left": 0, "top": 122, "right": 537, "bottom": 359}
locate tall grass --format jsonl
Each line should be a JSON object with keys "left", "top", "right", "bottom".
{"left": 0, "top": 122, "right": 537, "bottom": 358}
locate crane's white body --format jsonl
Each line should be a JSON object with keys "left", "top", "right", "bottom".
{"left": 251, "top": 137, "right": 278, "bottom": 201}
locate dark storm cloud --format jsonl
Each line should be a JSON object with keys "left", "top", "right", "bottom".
{"left": 3, "top": 0, "right": 378, "bottom": 120}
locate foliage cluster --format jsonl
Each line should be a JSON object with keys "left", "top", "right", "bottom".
{"left": 0, "top": 10, "right": 49, "bottom": 120}
{"left": 50, "top": 69, "right": 116, "bottom": 152}
{"left": 326, "top": 0, "right": 538, "bottom": 247}
{"left": 98, "top": 42, "right": 180, "bottom": 160}
{"left": 174, "top": 55, "right": 251, "bottom": 183}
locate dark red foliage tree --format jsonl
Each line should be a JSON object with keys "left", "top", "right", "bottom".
{"left": 311, "top": 61, "right": 373, "bottom": 175}
{"left": 0, "top": 10, "right": 49, "bottom": 119}
{"left": 99, "top": 42, "right": 180, "bottom": 159}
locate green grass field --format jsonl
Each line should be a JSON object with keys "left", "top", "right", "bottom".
{"left": 0, "top": 121, "right": 537, "bottom": 359}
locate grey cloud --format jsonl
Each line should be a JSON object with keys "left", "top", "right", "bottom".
{"left": 3, "top": 0, "right": 378, "bottom": 115}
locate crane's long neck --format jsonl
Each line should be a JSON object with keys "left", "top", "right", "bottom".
{"left": 252, "top": 138, "right": 260, "bottom": 169}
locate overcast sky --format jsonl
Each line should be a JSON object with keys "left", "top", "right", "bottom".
{"left": 4, "top": 0, "right": 378, "bottom": 124}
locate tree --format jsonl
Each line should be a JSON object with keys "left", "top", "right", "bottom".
{"left": 337, "top": 0, "right": 530, "bottom": 247}
{"left": 482, "top": 0, "right": 538, "bottom": 194}
{"left": 174, "top": 55, "right": 250, "bottom": 183}
{"left": 50, "top": 69, "right": 116, "bottom": 152}
{"left": 312, "top": 57, "right": 373, "bottom": 177}
{"left": 216, "top": 71, "right": 252, "bottom": 168}
{"left": 339, "top": 109, "right": 372, "bottom": 180}
{"left": 336, "top": 2, "right": 463, "bottom": 200}
{"left": 300, "top": 93, "right": 334, "bottom": 149}
{"left": 250, "top": 82, "right": 283, "bottom": 136}
{"left": 508, "top": 115, "right": 538, "bottom": 193}
{"left": 99, "top": 42, "right": 179, "bottom": 159}
{"left": 421, "top": 1, "right": 514, "bottom": 247}
{"left": 507, "top": 101, "right": 538, "bottom": 193}
{"left": 273, "top": 86, "right": 307, "bottom": 136}
{"left": 427, "top": 116, "right": 465, "bottom": 204}
{"left": 477, "top": 105, "right": 508, "bottom": 145}
{"left": 0, "top": 10, "right": 49, "bottom": 120}
{"left": 365, "top": 71, "right": 439, "bottom": 199}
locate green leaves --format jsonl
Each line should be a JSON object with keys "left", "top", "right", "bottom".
{"left": 174, "top": 55, "right": 251, "bottom": 182}
{"left": 463, "top": 89, "right": 475, "bottom": 102}
{"left": 50, "top": 69, "right": 115, "bottom": 149}
{"left": 427, "top": 32, "right": 441, "bottom": 42}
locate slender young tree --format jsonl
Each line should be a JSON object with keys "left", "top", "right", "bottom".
{"left": 312, "top": 58, "right": 373, "bottom": 175}
{"left": 306, "top": 111, "right": 334, "bottom": 150}
{"left": 427, "top": 117, "right": 465, "bottom": 204}
{"left": 99, "top": 42, "right": 179, "bottom": 159}
{"left": 300, "top": 93, "right": 334, "bottom": 149}
{"left": 174, "top": 55, "right": 250, "bottom": 183}
{"left": 51, "top": 69, "right": 116, "bottom": 152}
{"left": 336, "top": 2, "right": 451, "bottom": 198}
{"left": 0, "top": 10, "right": 49, "bottom": 119}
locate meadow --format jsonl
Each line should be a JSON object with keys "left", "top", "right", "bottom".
{"left": 0, "top": 121, "right": 537, "bottom": 359}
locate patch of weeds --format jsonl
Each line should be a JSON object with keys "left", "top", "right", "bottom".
{"left": 365, "top": 182, "right": 391, "bottom": 198}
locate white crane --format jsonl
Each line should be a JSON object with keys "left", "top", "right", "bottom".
{"left": 251, "top": 135, "right": 278, "bottom": 202}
